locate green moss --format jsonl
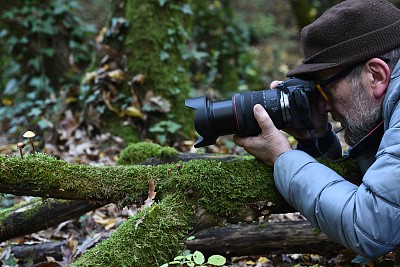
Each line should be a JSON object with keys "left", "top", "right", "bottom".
{"left": 0, "top": 151, "right": 282, "bottom": 217}
{"left": 124, "top": 0, "right": 193, "bottom": 135}
{"left": 0, "top": 197, "right": 42, "bottom": 233}
{"left": 117, "top": 142, "right": 178, "bottom": 165}
{"left": 158, "top": 158, "right": 282, "bottom": 217}
{"left": 72, "top": 194, "right": 194, "bottom": 267}
{"left": 72, "top": 156, "right": 285, "bottom": 266}
{"left": 0, "top": 153, "right": 151, "bottom": 205}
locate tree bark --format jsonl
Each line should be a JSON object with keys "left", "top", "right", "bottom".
{"left": 0, "top": 199, "right": 104, "bottom": 242}
{"left": 185, "top": 220, "right": 345, "bottom": 258}
{"left": 289, "top": 0, "right": 315, "bottom": 30}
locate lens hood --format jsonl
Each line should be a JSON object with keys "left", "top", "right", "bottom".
{"left": 185, "top": 97, "right": 217, "bottom": 147}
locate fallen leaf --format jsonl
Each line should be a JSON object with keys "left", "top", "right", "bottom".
{"left": 74, "top": 233, "right": 103, "bottom": 258}
{"left": 124, "top": 106, "right": 144, "bottom": 118}
{"left": 144, "top": 178, "right": 156, "bottom": 208}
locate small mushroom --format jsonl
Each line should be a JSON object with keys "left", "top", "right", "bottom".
{"left": 17, "top": 142, "right": 26, "bottom": 158}
{"left": 23, "top": 131, "right": 36, "bottom": 152}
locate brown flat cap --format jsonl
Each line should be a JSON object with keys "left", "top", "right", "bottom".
{"left": 287, "top": 0, "right": 400, "bottom": 78}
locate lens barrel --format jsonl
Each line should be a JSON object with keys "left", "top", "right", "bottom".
{"left": 233, "top": 89, "right": 288, "bottom": 137}
{"left": 185, "top": 89, "right": 289, "bottom": 148}
{"left": 185, "top": 78, "right": 315, "bottom": 148}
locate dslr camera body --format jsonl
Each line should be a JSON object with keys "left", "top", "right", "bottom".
{"left": 185, "top": 78, "right": 316, "bottom": 148}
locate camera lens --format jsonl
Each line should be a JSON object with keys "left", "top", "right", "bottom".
{"left": 185, "top": 89, "right": 290, "bottom": 148}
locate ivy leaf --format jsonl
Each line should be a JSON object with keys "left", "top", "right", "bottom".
{"left": 53, "top": 4, "right": 68, "bottom": 15}
{"left": 28, "top": 107, "right": 42, "bottom": 117}
{"left": 160, "top": 51, "right": 169, "bottom": 61}
{"left": 29, "top": 77, "right": 44, "bottom": 89}
{"left": 41, "top": 48, "right": 55, "bottom": 57}
{"left": 158, "top": 0, "right": 167, "bottom": 7}
{"left": 41, "top": 17, "right": 57, "bottom": 35}
{"left": 165, "top": 121, "right": 181, "bottom": 133}
{"left": 207, "top": 255, "right": 226, "bottom": 266}
{"left": 4, "top": 79, "right": 18, "bottom": 95}
{"left": 181, "top": 4, "right": 193, "bottom": 15}
{"left": 173, "top": 256, "right": 185, "bottom": 261}
{"left": 28, "top": 57, "right": 41, "bottom": 71}
{"left": 193, "top": 251, "right": 205, "bottom": 265}
{"left": 156, "top": 134, "right": 167, "bottom": 145}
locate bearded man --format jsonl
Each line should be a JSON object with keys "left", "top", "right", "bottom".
{"left": 233, "top": 0, "right": 400, "bottom": 259}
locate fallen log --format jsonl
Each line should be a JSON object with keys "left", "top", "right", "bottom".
{"left": 0, "top": 142, "right": 361, "bottom": 266}
{"left": 10, "top": 220, "right": 346, "bottom": 263}
{"left": 0, "top": 152, "right": 238, "bottom": 242}
{"left": 0, "top": 199, "right": 104, "bottom": 242}
{"left": 0, "top": 146, "right": 293, "bottom": 242}
{"left": 185, "top": 220, "right": 345, "bottom": 258}
{"left": 11, "top": 234, "right": 108, "bottom": 263}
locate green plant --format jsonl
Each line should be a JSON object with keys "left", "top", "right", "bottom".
{"left": 0, "top": 0, "right": 95, "bottom": 137}
{"left": 161, "top": 250, "right": 226, "bottom": 267}
{"left": 190, "top": 1, "right": 263, "bottom": 97}
{"left": 149, "top": 119, "right": 182, "bottom": 145}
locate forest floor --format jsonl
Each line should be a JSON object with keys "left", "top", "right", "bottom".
{"left": 0, "top": 121, "right": 387, "bottom": 267}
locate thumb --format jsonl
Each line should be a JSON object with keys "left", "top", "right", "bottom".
{"left": 253, "top": 104, "right": 275, "bottom": 134}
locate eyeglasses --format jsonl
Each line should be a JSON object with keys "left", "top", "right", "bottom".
{"left": 315, "top": 67, "right": 353, "bottom": 102}
{"left": 315, "top": 58, "right": 390, "bottom": 102}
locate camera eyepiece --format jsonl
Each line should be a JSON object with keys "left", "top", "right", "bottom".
{"left": 185, "top": 78, "right": 316, "bottom": 148}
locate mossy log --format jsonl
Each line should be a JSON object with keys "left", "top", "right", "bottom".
{"left": 0, "top": 142, "right": 360, "bottom": 266}
{"left": 0, "top": 199, "right": 104, "bottom": 242}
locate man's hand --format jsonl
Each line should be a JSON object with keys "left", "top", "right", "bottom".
{"left": 233, "top": 104, "right": 291, "bottom": 166}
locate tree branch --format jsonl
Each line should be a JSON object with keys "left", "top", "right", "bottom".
{"left": 0, "top": 199, "right": 104, "bottom": 242}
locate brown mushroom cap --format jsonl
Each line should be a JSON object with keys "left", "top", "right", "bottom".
{"left": 23, "top": 131, "right": 36, "bottom": 138}
{"left": 17, "top": 142, "right": 26, "bottom": 149}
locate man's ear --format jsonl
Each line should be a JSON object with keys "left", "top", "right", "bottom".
{"left": 364, "top": 58, "right": 390, "bottom": 98}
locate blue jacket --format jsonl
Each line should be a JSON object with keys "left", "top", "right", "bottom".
{"left": 274, "top": 60, "right": 400, "bottom": 258}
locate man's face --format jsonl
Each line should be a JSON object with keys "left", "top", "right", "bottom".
{"left": 317, "top": 71, "right": 382, "bottom": 146}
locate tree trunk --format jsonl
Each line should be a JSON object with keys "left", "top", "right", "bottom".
{"left": 0, "top": 142, "right": 361, "bottom": 266}
{"left": 289, "top": 0, "right": 315, "bottom": 30}
{"left": 124, "top": 0, "right": 193, "bottom": 135}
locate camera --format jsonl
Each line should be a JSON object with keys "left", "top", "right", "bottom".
{"left": 185, "top": 78, "right": 316, "bottom": 148}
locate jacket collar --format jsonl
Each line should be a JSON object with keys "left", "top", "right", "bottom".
{"left": 383, "top": 59, "right": 400, "bottom": 130}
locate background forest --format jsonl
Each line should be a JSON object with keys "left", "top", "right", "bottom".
{"left": 0, "top": 0, "right": 334, "bottom": 159}
{"left": 1, "top": 0, "right": 400, "bottom": 266}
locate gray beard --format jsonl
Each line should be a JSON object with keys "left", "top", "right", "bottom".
{"left": 331, "top": 83, "right": 382, "bottom": 147}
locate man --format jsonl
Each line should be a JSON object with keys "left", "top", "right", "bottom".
{"left": 233, "top": 0, "right": 400, "bottom": 259}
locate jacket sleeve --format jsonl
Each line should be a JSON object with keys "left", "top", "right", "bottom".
{"left": 274, "top": 127, "right": 400, "bottom": 259}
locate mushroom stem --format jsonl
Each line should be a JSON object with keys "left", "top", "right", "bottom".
{"left": 17, "top": 142, "right": 26, "bottom": 158}
{"left": 22, "top": 131, "right": 36, "bottom": 154}
{"left": 29, "top": 138, "right": 35, "bottom": 153}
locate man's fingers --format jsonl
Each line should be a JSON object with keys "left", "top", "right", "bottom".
{"left": 270, "top": 80, "right": 283, "bottom": 89}
{"left": 232, "top": 134, "right": 244, "bottom": 146}
{"left": 253, "top": 104, "right": 274, "bottom": 134}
